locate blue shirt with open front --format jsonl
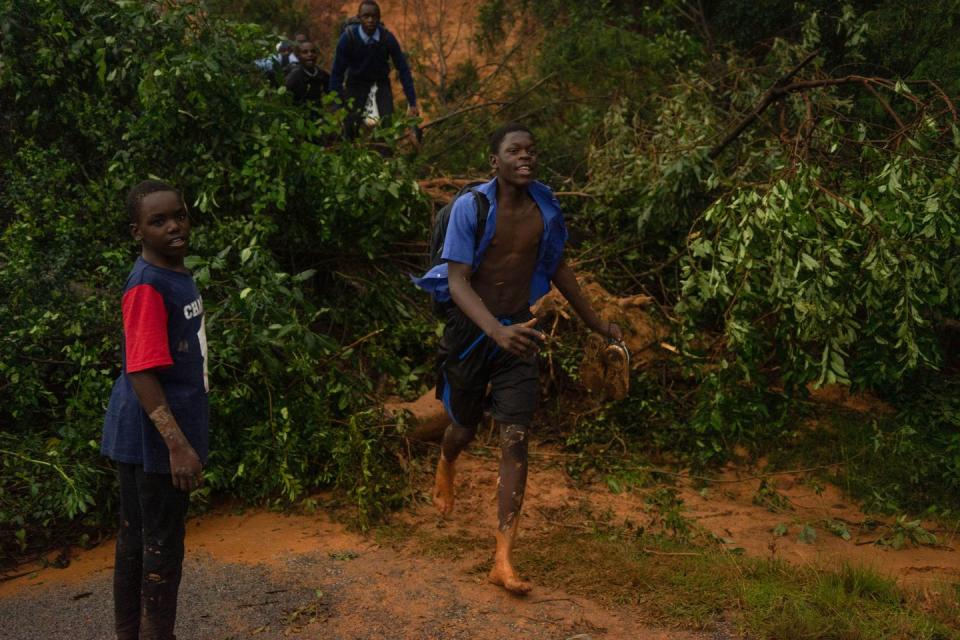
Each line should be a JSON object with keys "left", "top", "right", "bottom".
{"left": 413, "top": 178, "right": 568, "bottom": 306}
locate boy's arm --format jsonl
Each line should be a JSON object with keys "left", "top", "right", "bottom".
{"left": 448, "top": 261, "right": 543, "bottom": 358}
{"left": 386, "top": 33, "right": 418, "bottom": 113}
{"left": 128, "top": 371, "right": 203, "bottom": 492}
{"left": 551, "top": 259, "right": 623, "bottom": 341}
{"left": 328, "top": 35, "right": 349, "bottom": 96}
{"left": 285, "top": 70, "right": 302, "bottom": 102}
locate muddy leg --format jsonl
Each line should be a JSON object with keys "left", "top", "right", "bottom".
{"left": 434, "top": 423, "right": 476, "bottom": 516}
{"left": 136, "top": 468, "right": 189, "bottom": 640}
{"left": 488, "top": 422, "right": 532, "bottom": 594}
{"left": 114, "top": 464, "right": 142, "bottom": 640}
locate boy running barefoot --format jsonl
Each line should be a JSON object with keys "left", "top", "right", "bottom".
{"left": 101, "top": 180, "right": 209, "bottom": 639}
{"left": 415, "top": 123, "right": 622, "bottom": 593}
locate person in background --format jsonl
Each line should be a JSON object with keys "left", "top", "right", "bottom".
{"left": 329, "top": 0, "right": 419, "bottom": 138}
{"left": 285, "top": 39, "right": 331, "bottom": 107}
{"left": 255, "top": 40, "right": 297, "bottom": 85}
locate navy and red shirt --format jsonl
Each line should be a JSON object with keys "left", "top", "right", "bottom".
{"left": 101, "top": 257, "right": 209, "bottom": 473}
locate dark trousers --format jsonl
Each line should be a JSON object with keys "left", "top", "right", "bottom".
{"left": 343, "top": 78, "right": 394, "bottom": 139}
{"left": 114, "top": 463, "right": 189, "bottom": 640}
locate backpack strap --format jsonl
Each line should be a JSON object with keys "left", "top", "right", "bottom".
{"left": 470, "top": 190, "right": 489, "bottom": 252}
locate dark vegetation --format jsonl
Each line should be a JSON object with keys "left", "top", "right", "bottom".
{"left": 0, "top": 0, "right": 427, "bottom": 560}
{"left": 3, "top": 0, "right": 960, "bottom": 583}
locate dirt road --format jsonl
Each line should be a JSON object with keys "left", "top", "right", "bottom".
{"left": 3, "top": 441, "right": 957, "bottom": 639}
{"left": 0, "top": 471, "right": 708, "bottom": 639}
{"left": 0, "top": 513, "right": 706, "bottom": 640}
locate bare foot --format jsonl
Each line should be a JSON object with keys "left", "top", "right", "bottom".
{"left": 489, "top": 527, "right": 532, "bottom": 594}
{"left": 488, "top": 562, "right": 533, "bottom": 594}
{"left": 432, "top": 455, "right": 455, "bottom": 517}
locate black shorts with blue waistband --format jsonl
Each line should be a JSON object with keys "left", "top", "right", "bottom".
{"left": 435, "top": 305, "right": 539, "bottom": 428}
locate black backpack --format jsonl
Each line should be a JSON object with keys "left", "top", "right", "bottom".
{"left": 428, "top": 182, "right": 489, "bottom": 314}
{"left": 341, "top": 16, "right": 361, "bottom": 42}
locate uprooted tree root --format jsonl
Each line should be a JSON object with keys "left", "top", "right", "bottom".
{"left": 533, "top": 274, "right": 670, "bottom": 399}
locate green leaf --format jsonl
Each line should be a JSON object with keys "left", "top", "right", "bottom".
{"left": 825, "top": 520, "right": 851, "bottom": 541}
{"left": 798, "top": 524, "right": 817, "bottom": 544}
{"left": 293, "top": 269, "right": 316, "bottom": 282}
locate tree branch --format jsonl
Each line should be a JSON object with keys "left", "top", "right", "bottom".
{"left": 861, "top": 80, "right": 905, "bottom": 131}
{"left": 421, "top": 101, "right": 513, "bottom": 129}
{"left": 422, "top": 73, "right": 557, "bottom": 163}
{"left": 708, "top": 49, "right": 820, "bottom": 160}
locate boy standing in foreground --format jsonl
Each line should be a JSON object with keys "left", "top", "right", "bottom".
{"left": 101, "top": 180, "right": 209, "bottom": 639}
{"left": 415, "top": 123, "right": 622, "bottom": 593}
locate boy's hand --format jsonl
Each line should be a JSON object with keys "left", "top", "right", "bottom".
{"left": 169, "top": 445, "right": 203, "bottom": 492}
{"left": 492, "top": 318, "right": 544, "bottom": 358}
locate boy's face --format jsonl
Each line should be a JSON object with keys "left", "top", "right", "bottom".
{"left": 358, "top": 4, "right": 380, "bottom": 35}
{"left": 131, "top": 190, "right": 191, "bottom": 267}
{"left": 491, "top": 131, "right": 538, "bottom": 187}
{"left": 297, "top": 41, "right": 317, "bottom": 68}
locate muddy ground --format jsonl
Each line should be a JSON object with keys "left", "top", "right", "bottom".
{"left": 3, "top": 436, "right": 958, "bottom": 640}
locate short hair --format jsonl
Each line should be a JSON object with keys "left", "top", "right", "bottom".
{"left": 126, "top": 179, "right": 180, "bottom": 224}
{"left": 489, "top": 122, "right": 534, "bottom": 155}
{"left": 277, "top": 40, "right": 293, "bottom": 52}
{"left": 358, "top": 0, "right": 380, "bottom": 13}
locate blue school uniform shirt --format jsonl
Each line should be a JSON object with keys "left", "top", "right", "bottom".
{"left": 357, "top": 26, "right": 380, "bottom": 43}
{"left": 101, "top": 257, "right": 209, "bottom": 474}
{"left": 413, "top": 178, "right": 568, "bottom": 306}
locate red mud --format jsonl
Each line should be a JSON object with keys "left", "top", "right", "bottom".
{"left": 1, "top": 499, "right": 703, "bottom": 638}
{"left": 4, "top": 444, "right": 958, "bottom": 636}
{"left": 0, "top": 510, "right": 357, "bottom": 598}
{"left": 404, "top": 446, "right": 960, "bottom": 592}
{"left": 675, "top": 467, "right": 960, "bottom": 589}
